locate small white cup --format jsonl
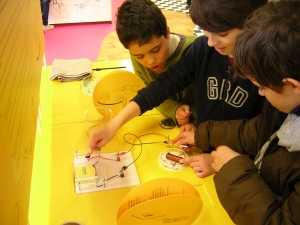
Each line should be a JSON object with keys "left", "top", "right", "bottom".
{"left": 84, "top": 107, "right": 112, "bottom": 137}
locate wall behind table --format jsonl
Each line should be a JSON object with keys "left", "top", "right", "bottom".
{"left": 49, "top": 0, "right": 112, "bottom": 24}
{"left": 0, "top": 0, "right": 44, "bottom": 224}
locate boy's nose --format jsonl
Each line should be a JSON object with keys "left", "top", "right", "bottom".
{"left": 204, "top": 31, "right": 218, "bottom": 47}
{"left": 258, "top": 88, "right": 265, "bottom": 96}
{"left": 207, "top": 35, "right": 218, "bottom": 47}
{"left": 147, "top": 56, "right": 157, "bottom": 65}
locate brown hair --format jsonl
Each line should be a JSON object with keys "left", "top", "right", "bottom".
{"left": 234, "top": 1, "right": 300, "bottom": 91}
{"left": 189, "top": 0, "right": 267, "bottom": 32}
{"left": 116, "top": 0, "right": 167, "bottom": 49}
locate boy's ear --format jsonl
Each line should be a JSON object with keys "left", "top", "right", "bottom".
{"left": 166, "top": 26, "right": 170, "bottom": 38}
{"left": 283, "top": 78, "right": 300, "bottom": 95}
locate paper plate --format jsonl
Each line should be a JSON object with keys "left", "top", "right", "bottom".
{"left": 93, "top": 70, "right": 145, "bottom": 116}
{"left": 159, "top": 148, "right": 187, "bottom": 171}
{"left": 81, "top": 76, "right": 101, "bottom": 95}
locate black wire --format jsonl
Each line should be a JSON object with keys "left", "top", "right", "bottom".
{"left": 95, "top": 133, "right": 143, "bottom": 187}
{"left": 95, "top": 132, "right": 170, "bottom": 188}
{"left": 125, "top": 134, "right": 143, "bottom": 168}
{"left": 123, "top": 132, "right": 170, "bottom": 148}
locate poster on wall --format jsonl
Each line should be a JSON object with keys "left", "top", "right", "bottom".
{"left": 49, "top": 0, "right": 112, "bottom": 24}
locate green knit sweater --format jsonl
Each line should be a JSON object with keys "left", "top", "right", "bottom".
{"left": 130, "top": 33, "right": 196, "bottom": 121}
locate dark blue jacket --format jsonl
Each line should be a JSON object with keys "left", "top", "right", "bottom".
{"left": 132, "top": 36, "right": 263, "bottom": 125}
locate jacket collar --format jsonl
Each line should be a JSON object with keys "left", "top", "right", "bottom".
{"left": 277, "top": 111, "right": 300, "bottom": 152}
{"left": 291, "top": 105, "right": 300, "bottom": 116}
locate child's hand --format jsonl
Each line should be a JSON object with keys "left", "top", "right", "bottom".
{"left": 211, "top": 146, "right": 241, "bottom": 172}
{"left": 86, "top": 122, "right": 117, "bottom": 157}
{"left": 180, "top": 154, "right": 215, "bottom": 178}
{"left": 172, "top": 130, "right": 195, "bottom": 148}
{"left": 175, "top": 105, "right": 192, "bottom": 125}
{"left": 180, "top": 123, "right": 196, "bottom": 133}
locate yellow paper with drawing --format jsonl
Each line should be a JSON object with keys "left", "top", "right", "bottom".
{"left": 93, "top": 70, "right": 145, "bottom": 115}
{"left": 0, "top": 0, "right": 44, "bottom": 224}
{"left": 117, "top": 178, "right": 203, "bottom": 225}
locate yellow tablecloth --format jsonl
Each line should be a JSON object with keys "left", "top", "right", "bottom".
{"left": 29, "top": 60, "right": 234, "bottom": 225}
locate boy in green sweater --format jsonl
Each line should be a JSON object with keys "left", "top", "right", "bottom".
{"left": 116, "top": 0, "right": 196, "bottom": 125}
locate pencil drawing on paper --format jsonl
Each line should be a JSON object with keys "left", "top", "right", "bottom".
{"left": 49, "top": 0, "right": 112, "bottom": 24}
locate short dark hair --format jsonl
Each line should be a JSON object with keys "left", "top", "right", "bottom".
{"left": 234, "top": 1, "right": 300, "bottom": 91}
{"left": 116, "top": 0, "right": 167, "bottom": 49}
{"left": 189, "top": 0, "right": 267, "bottom": 32}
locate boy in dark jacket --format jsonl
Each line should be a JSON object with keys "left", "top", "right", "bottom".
{"left": 87, "top": 0, "right": 267, "bottom": 161}
{"left": 179, "top": 1, "right": 300, "bottom": 224}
